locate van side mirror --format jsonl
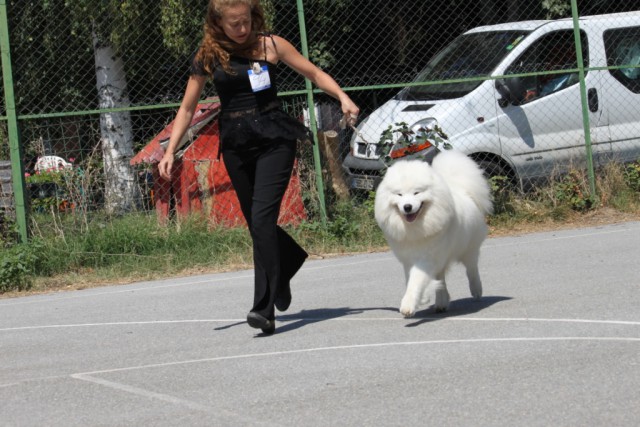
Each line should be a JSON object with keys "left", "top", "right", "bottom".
{"left": 495, "top": 77, "right": 527, "bottom": 107}
{"left": 495, "top": 79, "right": 512, "bottom": 107}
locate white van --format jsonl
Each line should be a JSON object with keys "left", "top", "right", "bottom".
{"left": 342, "top": 12, "right": 640, "bottom": 190}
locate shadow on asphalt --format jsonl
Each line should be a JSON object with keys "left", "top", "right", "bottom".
{"left": 405, "top": 295, "right": 512, "bottom": 327}
{"left": 213, "top": 306, "right": 398, "bottom": 336}
{"left": 213, "top": 296, "right": 510, "bottom": 336}
{"left": 274, "top": 306, "right": 399, "bottom": 334}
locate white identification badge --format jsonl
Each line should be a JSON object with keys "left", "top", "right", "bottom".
{"left": 248, "top": 64, "right": 271, "bottom": 92}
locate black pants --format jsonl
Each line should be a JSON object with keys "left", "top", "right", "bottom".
{"left": 222, "top": 139, "right": 308, "bottom": 320}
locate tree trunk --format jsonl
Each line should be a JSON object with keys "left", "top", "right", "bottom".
{"left": 92, "top": 30, "right": 139, "bottom": 214}
{"left": 319, "top": 130, "right": 350, "bottom": 202}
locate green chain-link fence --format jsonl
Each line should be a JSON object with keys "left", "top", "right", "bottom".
{"left": 1, "top": 0, "right": 639, "bottom": 243}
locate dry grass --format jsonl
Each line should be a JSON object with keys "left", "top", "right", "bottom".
{"left": 488, "top": 206, "right": 639, "bottom": 237}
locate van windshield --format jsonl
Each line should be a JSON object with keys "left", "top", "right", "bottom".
{"left": 397, "top": 30, "right": 531, "bottom": 100}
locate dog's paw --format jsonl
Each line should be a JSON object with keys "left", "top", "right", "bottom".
{"left": 433, "top": 281, "right": 450, "bottom": 312}
{"left": 399, "top": 297, "right": 417, "bottom": 318}
{"left": 470, "top": 283, "right": 482, "bottom": 300}
{"left": 468, "top": 277, "right": 483, "bottom": 300}
{"left": 399, "top": 306, "right": 416, "bottom": 318}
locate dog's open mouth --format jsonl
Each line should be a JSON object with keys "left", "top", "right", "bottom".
{"left": 403, "top": 204, "right": 423, "bottom": 223}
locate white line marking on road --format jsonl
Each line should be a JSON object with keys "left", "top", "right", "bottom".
{"left": 3, "top": 334, "right": 637, "bottom": 389}
{"left": 483, "top": 223, "right": 640, "bottom": 248}
{"left": 72, "top": 336, "right": 640, "bottom": 377}
{"left": 2, "top": 316, "right": 639, "bottom": 332}
{"left": 70, "top": 374, "right": 274, "bottom": 426}
{"left": 0, "top": 382, "right": 20, "bottom": 388}
{"left": 0, "top": 319, "right": 242, "bottom": 331}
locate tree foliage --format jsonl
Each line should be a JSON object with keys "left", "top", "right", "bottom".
{"left": 160, "top": 0, "right": 206, "bottom": 57}
{"left": 7, "top": 0, "right": 639, "bottom": 113}
{"left": 542, "top": 0, "right": 572, "bottom": 18}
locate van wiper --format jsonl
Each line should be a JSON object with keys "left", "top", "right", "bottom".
{"left": 394, "top": 89, "right": 408, "bottom": 100}
{"left": 402, "top": 91, "right": 440, "bottom": 101}
{"left": 396, "top": 89, "right": 419, "bottom": 101}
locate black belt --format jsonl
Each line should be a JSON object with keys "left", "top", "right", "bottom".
{"left": 222, "top": 101, "right": 281, "bottom": 119}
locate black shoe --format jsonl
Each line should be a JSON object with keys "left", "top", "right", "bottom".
{"left": 261, "top": 322, "right": 275, "bottom": 335}
{"left": 247, "top": 312, "right": 275, "bottom": 335}
{"left": 275, "top": 286, "right": 292, "bottom": 312}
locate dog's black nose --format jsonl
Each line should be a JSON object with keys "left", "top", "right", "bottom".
{"left": 403, "top": 204, "right": 413, "bottom": 213}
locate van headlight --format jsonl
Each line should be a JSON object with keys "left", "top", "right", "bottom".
{"left": 410, "top": 118, "right": 438, "bottom": 138}
{"left": 350, "top": 116, "right": 383, "bottom": 159}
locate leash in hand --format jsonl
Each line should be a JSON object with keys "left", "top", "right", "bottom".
{"left": 339, "top": 113, "right": 370, "bottom": 144}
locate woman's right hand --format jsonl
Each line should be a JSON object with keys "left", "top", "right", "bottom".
{"left": 341, "top": 97, "right": 360, "bottom": 127}
{"left": 158, "top": 153, "right": 174, "bottom": 181}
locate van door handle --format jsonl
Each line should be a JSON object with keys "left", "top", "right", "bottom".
{"left": 588, "top": 88, "right": 599, "bottom": 112}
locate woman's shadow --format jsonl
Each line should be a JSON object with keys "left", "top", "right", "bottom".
{"left": 275, "top": 306, "right": 398, "bottom": 334}
{"left": 214, "top": 306, "right": 398, "bottom": 336}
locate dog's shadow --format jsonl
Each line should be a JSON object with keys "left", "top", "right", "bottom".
{"left": 405, "top": 295, "right": 512, "bottom": 327}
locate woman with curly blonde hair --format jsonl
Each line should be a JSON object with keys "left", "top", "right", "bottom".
{"left": 195, "top": 0, "right": 267, "bottom": 74}
{"left": 159, "top": 0, "right": 359, "bottom": 335}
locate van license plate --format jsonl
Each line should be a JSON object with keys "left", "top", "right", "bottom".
{"left": 352, "top": 177, "right": 375, "bottom": 190}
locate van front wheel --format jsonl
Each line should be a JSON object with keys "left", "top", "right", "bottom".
{"left": 476, "top": 159, "right": 517, "bottom": 189}
{"left": 476, "top": 159, "right": 517, "bottom": 214}
{"left": 477, "top": 159, "right": 507, "bottom": 180}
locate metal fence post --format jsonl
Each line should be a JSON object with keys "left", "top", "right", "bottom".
{"left": 571, "top": 0, "right": 597, "bottom": 197}
{"left": 0, "top": 0, "right": 28, "bottom": 243}
{"left": 296, "top": 0, "right": 327, "bottom": 225}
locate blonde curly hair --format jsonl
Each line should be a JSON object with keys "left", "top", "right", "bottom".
{"left": 195, "top": 0, "right": 267, "bottom": 75}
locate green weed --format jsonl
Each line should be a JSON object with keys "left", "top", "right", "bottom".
{"left": 0, "top": 243, "right": 39, "bottom": 293}
{"left": 624, "top": 160, "right": 640, "bottom": 192}
{"left": 552, "top": 170, "right": 596, "bottom": 211}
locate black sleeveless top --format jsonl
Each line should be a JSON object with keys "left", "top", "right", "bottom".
{"left": 190, "top": 35, "right": 310, "bottom": 151}
{"left": 211, "top": 56, "right": 280, "bottom": 112}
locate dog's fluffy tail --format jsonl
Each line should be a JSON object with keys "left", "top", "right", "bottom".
{"left": 432, "top": 150, "right": 494, "bottom": 215}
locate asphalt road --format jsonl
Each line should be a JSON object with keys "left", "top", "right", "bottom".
{"left": 1, "top": 221, "right": 639, "bottom": 426}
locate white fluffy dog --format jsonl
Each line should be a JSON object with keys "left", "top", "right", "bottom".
{"left": 374, "top": 150, "right": 493, "bottom": 317}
